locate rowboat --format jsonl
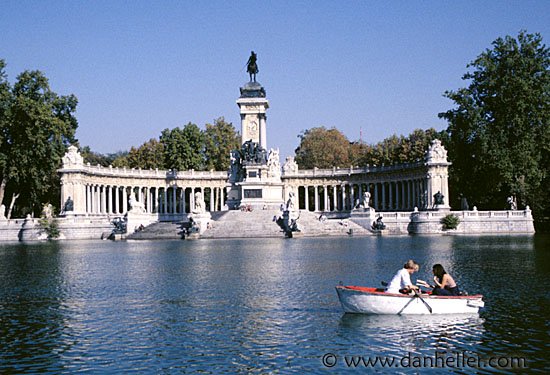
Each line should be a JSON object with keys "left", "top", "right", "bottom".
{"left": 335, "top": 286, "right": 484, "bottom": 315}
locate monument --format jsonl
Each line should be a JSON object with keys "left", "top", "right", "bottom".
{"left": 226, "top": 52, "right": 285, "bottom": 210}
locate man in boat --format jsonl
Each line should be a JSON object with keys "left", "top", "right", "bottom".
{"left": 385, "top": 260, "right": 420, "bottom": 294}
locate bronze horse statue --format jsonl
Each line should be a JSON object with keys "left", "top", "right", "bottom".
{"left": 247, "top": 51, "right": 259, "bottom": 82}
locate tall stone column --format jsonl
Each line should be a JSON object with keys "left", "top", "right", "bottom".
{"left": 108, "top": 186, "right": 113, "bottom": 214}
{"left": 374, "top": 183, "right": 379, "bottom": 211}
{"left": 314, "top": 186, "right": 319, "bottom": 212}
{"left": 155, "top": 188, "right": 159, "bottom": 213}
{"left": 388, "top": 182, "right": 393, "bottom": 211}
{"left": 123, "top": 187, "right": 128, "bottom": 214}
{"left": 305, "top": 186, "right": 309, "bottom": 211}
{"left": 381, "top": 182, "right": 387, "bottom": 211}
{"left": 115, "top": 186, "right": 120, "bottom": 214}
{"left": 334, "top": 186, "right": 337, "bottom": 211}
{"left": 237, "top": 83, "right": 269, "bottom": 147}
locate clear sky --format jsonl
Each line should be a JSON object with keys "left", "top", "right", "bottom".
{"left": 2, "top": 1, "right": 550, "bottom": 161}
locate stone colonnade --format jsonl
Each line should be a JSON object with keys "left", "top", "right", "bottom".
{"left": 291, "top": 179, "right": 429, "bottom": 212}
{"left": 81, "top": 184, "right": 226, "bottom": 215}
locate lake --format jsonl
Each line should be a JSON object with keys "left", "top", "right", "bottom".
{"left": 1, "top": 235, "right": 549, "bottom": 373}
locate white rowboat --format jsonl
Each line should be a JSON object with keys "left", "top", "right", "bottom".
{"left": 336, "top": 286, "right": 484, "bottom": 315}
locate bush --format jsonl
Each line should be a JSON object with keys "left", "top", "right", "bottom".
{"left": 440, "top": 214, "right": 460, "bottom": 230}
{"left": 38, "top": 217, "right": 60, "bottom": 239}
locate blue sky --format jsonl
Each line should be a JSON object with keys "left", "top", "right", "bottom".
{"left": 2, "top": 1, "right": 550, "bottom": 161}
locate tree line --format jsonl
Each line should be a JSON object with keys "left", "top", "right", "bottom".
{"left": 80, "top": 118, "right": 240, "bottom": 172}
{"left": 2, "top": 30, "right": 549, "bottom": 224}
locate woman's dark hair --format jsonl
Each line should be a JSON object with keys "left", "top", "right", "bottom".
{"left": 433, "top": 264, "right": 446, "bottom": 281}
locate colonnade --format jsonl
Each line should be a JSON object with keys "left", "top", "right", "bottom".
{"left": 83, "top": 184, "right": 226, "bottom": 215}
{"left": 295, "top": 179, "right": 428, "bottom": 212}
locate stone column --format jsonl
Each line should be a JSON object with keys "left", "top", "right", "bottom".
{"left": 388, "top": 182, "right": 393, "bottom": 211}
{"left": 108, "top": 186, "right": 113, "bottom": 214}
{"left": 163, "top": 188, "right": 167, "bottom": 214}
{"left": 374, "top": 183, "right": 379, "bottom": 211}
{"left": 314, "top": 186, "right": 319, "bottom": 212}
{"left": 221, "top": 187, "right": 225, "bottom": 209}
{"left": 122, "top": 187, "right": 127, "bottom": 213}
{"left": 154, "top": 187, "right": 159, "bottom": 213}
{"left": 190, "top": 187, "right": 195, "bottom": 210}
{"left": 323, "top": 185, "right": 328, "bottom": 212}
{"left": 172, "top": 186, "right": 178, "bottom": 214}
{"left": 304, "top": 186, "right": 309, "bottom": 211}
{"left": 259, "top": 114, "right": 267, "bottom": 150}
{"left": 115, "top": 186, "right": 119, "bottom": 214}
{"left": 380, "top": 182, "right": 386, "bottom": 211}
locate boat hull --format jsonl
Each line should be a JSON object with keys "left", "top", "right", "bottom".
{"left": 336, "top": 286, "right": 484, "bottom": 315}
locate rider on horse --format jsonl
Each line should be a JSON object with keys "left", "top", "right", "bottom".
{"left": 247, "top": 51, "right": 259, "bottom": 82}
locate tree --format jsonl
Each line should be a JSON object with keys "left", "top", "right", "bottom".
{"left": 0, "top": 64, "right": 78, "bottom": 217}
{"left": 204, "top": 117, "right": 240, "bottom": 171}
{"left": 160, "top": 123, "right": 205, "bottom": 171}
{"left": 111, "top": 138, "right": 164, "bottom": 169}
{"left": 295, "top": 126, "right": 351, "bottom": 169}
{"left": 439, "top": 31, "right": 550, "bottom": 212}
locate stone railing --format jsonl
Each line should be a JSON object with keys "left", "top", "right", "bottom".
{"left": 60, "top": 163, "right": 229, "bottom": 180}
{"left": 282, "top": 162, "right": 425, "bottom": 178}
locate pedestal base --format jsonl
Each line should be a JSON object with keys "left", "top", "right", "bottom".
{"left": 126, "top": 212, "right": 156, "bottom": 234}
{"left": 189, "top": 212, "right": 212, "bottom": 234}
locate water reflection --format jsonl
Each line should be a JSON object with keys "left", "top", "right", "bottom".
{"left": 339, "top": 313, "right": 485, "bottom": 354}
{"left": 0, "top": 235, "right": 548, "bottom": 373}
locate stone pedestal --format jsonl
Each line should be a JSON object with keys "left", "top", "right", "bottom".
{"left": 189, "top": 212, "right": 212, "bottom": 235}
{"left": 349, "top": 207, "right": 377, "bottom": 230}
{"left": 125, "top": 212, "right": 156, "bottom": 234}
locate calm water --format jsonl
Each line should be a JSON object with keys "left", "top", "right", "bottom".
{"left": 0, "top": 235, "right": 549, "bottom": 374}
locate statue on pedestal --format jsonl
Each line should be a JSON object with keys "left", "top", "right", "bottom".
{"left": 246, "top": 51, "right": 259, "bottom": 82}
{"left": 193, "top": 192, "right": 206, "bottom": 214}
{"left": 355, "top": 191, "right": 371, "bottom": 209}
{"left": 129, "top": 194, "right": 146, "bottom": 214}
{"left": 433, "top": 191, "right": 444, "bottom": 206}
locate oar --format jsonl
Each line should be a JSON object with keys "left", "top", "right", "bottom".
{"left": 413, "top": 288, "right": 433, "bottom": 313}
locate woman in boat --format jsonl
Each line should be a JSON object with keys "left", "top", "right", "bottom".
{"left": 432, "top": 264, "right": 460, "bottom": 296}
{"left": 385, "top": 260, "right": 420, "bottom": 294}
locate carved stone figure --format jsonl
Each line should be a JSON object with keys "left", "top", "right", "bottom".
{"left": 62, "top": 145, "right": 84, "bottom": 168}
{"left": 229, "top": 149, "right": 243, "bottom": 182}
{"left": 433, "top": 191, "right": 444, "bottom": 205}
{"left": 246, "top": 51, "right": 259, "bottom": 82}
{"left": 426, "top": 139, "right": 448, "bottom": 164}
{"left": 355, "top": 191, "right": 371, "bottom": 209}
{"left": 0, "top": 204, "right": 6, "bottom": 220}
{"left": 372, "top": 216, "right": 386, "bottom": 231}
{"left": 42, "top": 204, "right": 54, "bottom": 219}
{"left": 286, "top": 191, "right": 296, "bottom": 211}
{"left": 507, "top": 196, "right": 517, "bottom": 210}
{"left": 128, "top": 194, "right": 146, "bottom": 214}
{"left": 193, "top": 192, "right": 205, "bottom": 213}
{"left": 282, "top": 156, "right": 299, "bottom": 174}
{"left": 267, "top": 148, "right": 281, "bottom": 178}
{"left": 241, "top": 140, "right": 267, "bottom": 164}
{"left": 62, "top": 196, "right": 74, "bottom": 212}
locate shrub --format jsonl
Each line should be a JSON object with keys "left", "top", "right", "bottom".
{"left": 38, "top": 217, "right": 60, "bottom": 239}
{"left": 440, "top": 214, "right": 460, "bottom": 230}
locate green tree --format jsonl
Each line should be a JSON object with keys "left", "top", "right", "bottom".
{"left": 160, "top": 123, "right": 205, "bottom": 171}
{"left": 439, "top": 31, "right": 550, "bottom": 212}
{"left": 117, "top": 138, "right": 165, "bottom": 169}
{"left": 204, "top": 117, "right": 240, "bottom": 171}
{"left": 295, "top": 126, "right": 351, "bottom": 169}
{"left": 0, "top": 65, "right": 78, "bottom": 217}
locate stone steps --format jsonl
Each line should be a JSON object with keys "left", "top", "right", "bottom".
{"left": 126, "top": 221, "right": 184, "bottom": 239}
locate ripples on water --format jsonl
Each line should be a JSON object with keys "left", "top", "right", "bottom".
{"left": 0, "top": 235, "right": 549, "bottom": 373}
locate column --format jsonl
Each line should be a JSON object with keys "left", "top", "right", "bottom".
{"left": 122, "top": 187, "right": 128, "bottom": 213}
{"left": 115, "top": 186, "right": 120, "bottom": 214}
{"left": 314, "top": 186, "right": 319, "bottom": 212}
{"left": 374, "top": 183, "right": 379, "bottom": 211}
{"left": 108, "top": 186, "right": 113, "bottom": 214}
{"left": 210, "top": 187, "right": 214, "bottom": 212}
{"left": 333, "top": 185, "right": 337, "bottom": 211}
{"left": 172, "top": 187, "right": 177, "bottom": 214}
{"left": 305, "top": 186, "right": 309, "bottom": 211}
{"left": 381, "top": 183, "right": 386, "bottom": 211}
{"left": 388, "top": 182, "right": 393, "bottom": 211}
{"left": 342, "top": 185, "right": 346, "bottom": 210}
{"left": 323, "top": 185, "right": 328, "bottom": 212}
{"left": 154, "top": 187, "right": 159, "bottom": 213}
{"left": 163, "top": 187, "right": 168, "bottom": 214}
